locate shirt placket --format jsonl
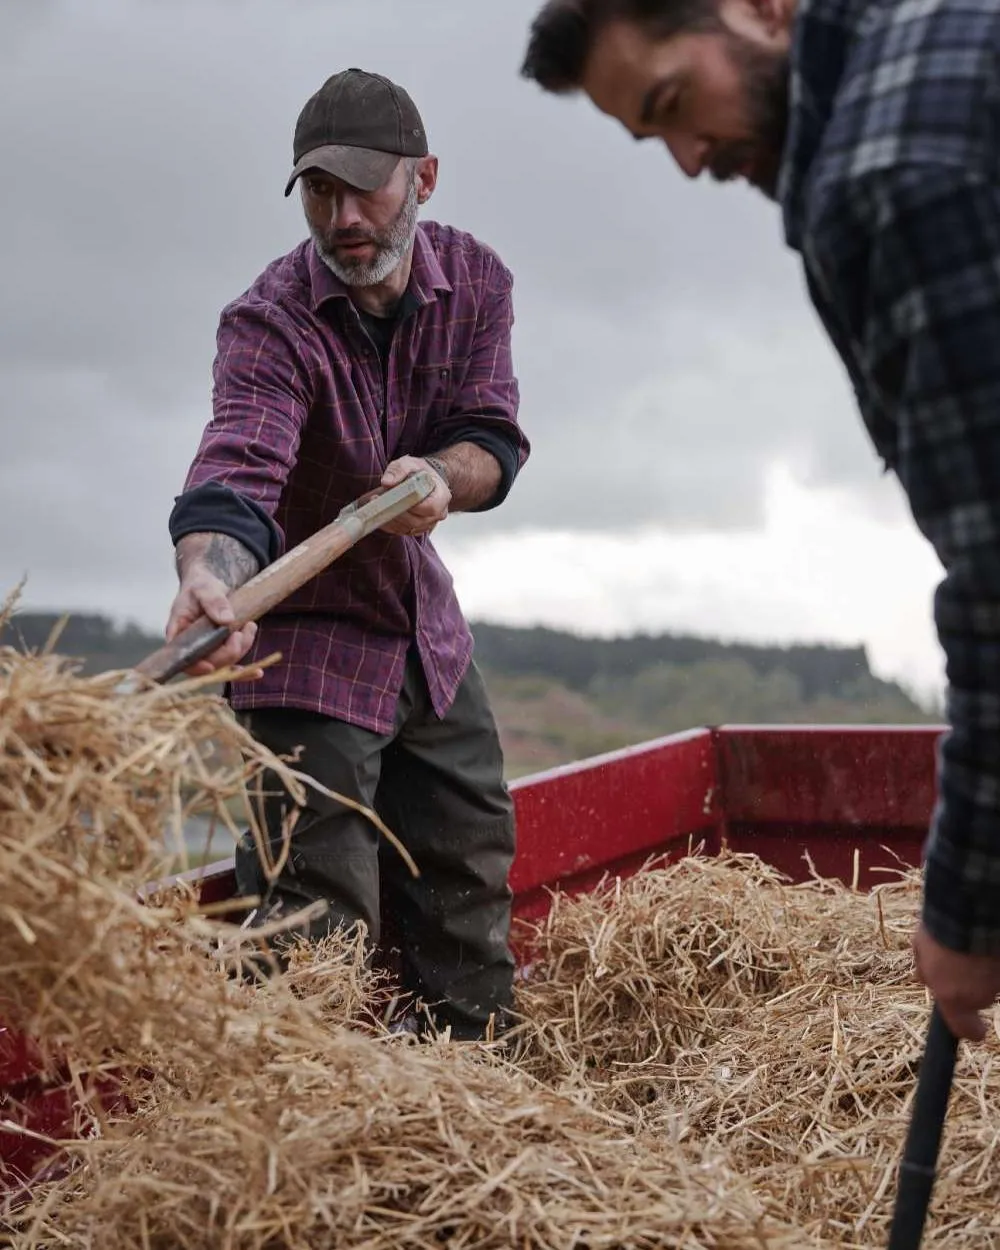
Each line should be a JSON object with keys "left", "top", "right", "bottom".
{"left": 381, "top": 303, "right": 421, "bottom": 460}
{"left": 382, "top": 324, "right": 398, "bottom": 454}
{"left": 349, "top": 311, "right": 392, "bottom": 462}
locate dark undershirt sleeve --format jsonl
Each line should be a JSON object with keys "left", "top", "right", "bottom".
{"left": 432, "top": 423, "right": 521, "bottom": 512}
{"left": 168, "top": 481, "right": 282, "bottom": 569}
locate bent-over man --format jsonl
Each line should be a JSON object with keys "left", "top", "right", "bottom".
{"left": 521, "top": 0, "right": 1000, "bottom": 1041}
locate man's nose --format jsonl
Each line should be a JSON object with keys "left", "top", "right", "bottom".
{"left": 331, "top": 190, "right": 365, "bottom": 231}
{"left": 665, "top": 135, "right": 709, "bottom": 179}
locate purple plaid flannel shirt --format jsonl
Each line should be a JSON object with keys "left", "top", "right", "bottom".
{"left": 174, "top": 222, "right": 529, "bottom": 733}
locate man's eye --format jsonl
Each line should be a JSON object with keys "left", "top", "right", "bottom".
{"left": 659, "top": 94, "right": 680, "bottom": 121}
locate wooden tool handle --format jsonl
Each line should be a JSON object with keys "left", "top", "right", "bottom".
{"left": 132, "top": 472, "right": 434, "bottom": 687}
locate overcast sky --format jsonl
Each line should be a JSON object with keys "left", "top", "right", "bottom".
{"left": 1, "top": 0, "right": 946, "bottom": 703}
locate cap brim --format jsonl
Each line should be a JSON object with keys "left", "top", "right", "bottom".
{"left": 283, "top": 145, "right": 402, "bottom": 196}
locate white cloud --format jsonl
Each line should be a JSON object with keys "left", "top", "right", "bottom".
{"left": 439, "top": 465, "right": 946, "bottom": 704}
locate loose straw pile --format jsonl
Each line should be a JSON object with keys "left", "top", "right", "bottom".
{"left": 0, "top": 608, "right": 303, "bottom": 1082}
{"left": 509, "top": 857, "right": 993, "bottom": 1245}
{"left": 1, "top": 625, "right": 998, "bottom": 1247}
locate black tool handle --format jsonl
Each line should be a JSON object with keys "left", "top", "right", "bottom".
{"left": 140, "top": 619, "right": 232, "bottom": 684}
{"left": 887, "top": 1004, "right": 959, "bottom": 1249}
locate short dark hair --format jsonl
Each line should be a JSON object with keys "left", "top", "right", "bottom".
{"left": 520, "top": 0, "right": 719, "bottom": 93}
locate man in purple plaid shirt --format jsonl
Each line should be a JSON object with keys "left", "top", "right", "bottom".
{"left": 164, "top": 68, "right": 530, "bottom": 1041}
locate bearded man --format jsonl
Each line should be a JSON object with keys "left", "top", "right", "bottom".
{"left": 165, "top": 68, "right": 530, "bottom": 1041}
{"left": 521, "top": 0, "right": 1000, "bottom": 1044}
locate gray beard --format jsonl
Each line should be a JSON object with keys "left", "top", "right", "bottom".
{"left": 311, "top": 177, "right": 419, "bottom": 286}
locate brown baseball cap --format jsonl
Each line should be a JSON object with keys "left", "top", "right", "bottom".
{"left": 284, "top": 68, "right": 428, "bottom": 197}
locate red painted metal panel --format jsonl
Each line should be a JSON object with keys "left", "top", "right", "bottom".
{"left": 0, "top": 1022, "right": 45, "bottom": 1091}
{"left": 507, "top": 729, "right": 721, "bottom": 904}
{"left": 715, "top": 724, "right": 943, "bottom": 830}
{"left": 0, "top": 1083, "right": 79, "bottom": 1188}
{"left": 715, "top": 724, "right": 943, "bottom": 887}
{"left": 147, "top": 860, "right": 238, "bottom": 908}
{"left": 724, "top": 824, "right": 926, "bottom": 889}
{"left": 0, "top": 1075, "right": 122, "bottom": 1192}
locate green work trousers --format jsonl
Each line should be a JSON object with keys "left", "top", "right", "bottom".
{"left": 234, "top": 652, "right": 516, "bottom": 1040}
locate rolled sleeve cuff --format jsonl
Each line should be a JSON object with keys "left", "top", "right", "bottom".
{"left": 168, "top": 482, "right": 282, "bottom": 569}
{"left": 434, "top": 425, "right": 521, "bottom": 512}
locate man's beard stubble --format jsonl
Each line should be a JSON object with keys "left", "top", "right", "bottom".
{"left": 311, "top": 173, "right": 420, "bottom": 286}
{"left": 710, "top": 35, "right": 790, "bottom": 200}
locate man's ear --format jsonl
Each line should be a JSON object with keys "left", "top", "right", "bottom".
{"left": 416, "top": 154, "right": 439, "bottom": 204}
{"left": 723, "top": 0, "right": 792, "bottom": 41}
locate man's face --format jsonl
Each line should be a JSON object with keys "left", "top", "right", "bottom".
{"left": 580, "top": 5, "right": 790, "bottom": 199}
{"left": 301, "top": 156, "right": 436, "bottom": 286}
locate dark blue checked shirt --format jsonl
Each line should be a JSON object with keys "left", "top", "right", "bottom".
{"left": 780, "top": 0, "right": 1000, "bottom": 952}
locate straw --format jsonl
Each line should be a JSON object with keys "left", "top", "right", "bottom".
{"left": 1, "top": 617, "right": 998, "bottom": 1246}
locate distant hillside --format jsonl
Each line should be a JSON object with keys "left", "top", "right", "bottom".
{"left": 469, "top": 624, "right": 933, "bottom": 775}
{"left": 0, "top": 612, "right": 160, "bottom": 674}
{"left": 0, "top": 610, "right": 935, "bottom": 778}
{"left": 470, "top": 622, "right": 897, "bottom": 704}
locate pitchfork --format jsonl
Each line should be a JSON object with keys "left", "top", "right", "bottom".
{"left": 117, "top": 471, "right": 434, "bottom": 692}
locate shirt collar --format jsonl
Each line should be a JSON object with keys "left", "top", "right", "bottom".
{"left": 777, "top": 0, "right": 868, "bottom": 251}
{"left": 307, "top": 222, "right": 453, "bottom": 316}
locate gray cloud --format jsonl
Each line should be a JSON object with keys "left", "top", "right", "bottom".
{"left": 0, "top": 0, "right": 885, "bottom": 625}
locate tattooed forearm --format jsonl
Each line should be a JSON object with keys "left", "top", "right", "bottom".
{"left": 428, "top": 443, "right": 502, "bottom": 511}
{"left": 175, "top": 532, "right": 260, "bottom": 590}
